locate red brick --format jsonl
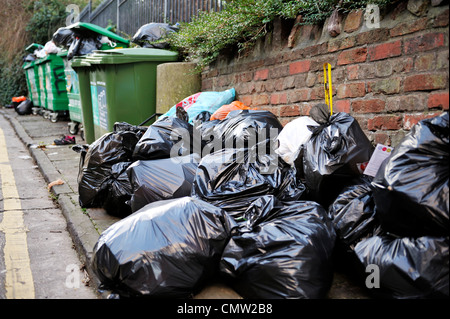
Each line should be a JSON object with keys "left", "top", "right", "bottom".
{"left": 368, "top": 78, "right": 401, "bottom": 95}
{"left": 337, "top": 82, "right": 366, "bottom": 98}
{"left": 236, "top": 72, "right": 253, "bottom": 83}
{"left": 374, "top": 132, "right": 390, "bottom": 145}
{"left": 389, "top": 17, "right": 428, "bottom": 37}
{"left": 428, "top": 92, "right": 449, "bottom": 110}
{"left": 368, "top": 41, "right": 402, "bottom": 61}
{"left": 337, "top": 47, "right": 368, "bottom": 65}
{"left": 254, "top": 69, "right": 269, "bottom": 81}
{"left": 334, "top": 100, "right": 350, "bottom": 113}
{"left": 414, "top": 53, "right": 436, "bottom": 71}
{"left": 279, "top": 105, "right": 301, "bottom": 117}
{"left": 386, "top": 94, "right": 427, "bottom": 112}
{"left": 404, "top": 33, "right": 445, "bottom": 54}
{"left": 352, "top": 99, "right": 385, "bottom": 113}
{"left": 433, "top": 8, "right": 449, "bottom": 27}
{"left": 270, "top": 92, "right": 288, "bottom": 105}
{"left": 403, "top": 113, "right": 443, "bottom": 130}
{"left": 346, "top": 65, "right": 359, "bottom": 80}
{"left": 328, "top": 37, "right": 356, "bottom": 52}
{"left": 404, "top": 73, "right": 447, "bottom": 92}
{"left": 287, "top": 89, "right": 309, "bottom": 103}
{"left": 367, "top": 115, "right": 403, "bottom": 131}
{"left": 269, "top": 65, "right": 290, "bottom": 79}
{"left": 356, "top": 29, "right": 389, "bottom": 45}
{"left": 252, "top": 94, "right": 270, "bottom": 106}
{"left": 309, "top": 86, "right": 325, "bottom": 100}
{"left": 289, "top": 60, "right": 311, "bottom": 75}
{"left": 240, "top": 95, "right": 253, "bottom": 107}
{"left": 344, "top": 9, "right": 364, "bottom": 33}
{"left": 257, "top": 105, "right": 279, "bottom": 116}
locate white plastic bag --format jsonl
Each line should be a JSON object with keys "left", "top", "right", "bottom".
{"left": 43, "top": 40, "right": 61, "bottom": 55}
{"left": 276, "top": 116, "right": 319, "bottom": 165}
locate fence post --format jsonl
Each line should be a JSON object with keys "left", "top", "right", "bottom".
{"left": 89, "top": 0, "right": 92, "bottom": 22}
{"left": 117, "top": 0, "right": 120, "bottom": 32}
{"left": 164, "top": 0, "right": 168, "bottom": 23}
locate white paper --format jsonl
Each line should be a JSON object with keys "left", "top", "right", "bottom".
{"left": 363, "top": 144, "right": 394, "bottom": 177}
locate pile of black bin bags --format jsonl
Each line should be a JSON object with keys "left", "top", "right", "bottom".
{"left": 75, "top": 105, "right": 449, "bottom": 299}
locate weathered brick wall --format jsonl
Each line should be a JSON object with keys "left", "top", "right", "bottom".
{"left": 201, "top": 0, "right": 449, "bottom": 146}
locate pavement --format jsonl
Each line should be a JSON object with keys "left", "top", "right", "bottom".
{"left": 0, "top": 106, "right": 371, "bottom": 299}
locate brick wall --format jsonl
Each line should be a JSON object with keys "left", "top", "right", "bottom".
{"left": 201, "top": 0, "right": 449, "bottom": 146}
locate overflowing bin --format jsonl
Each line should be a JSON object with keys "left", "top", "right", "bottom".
{"left": 56, "top": 22, "right": 130, "bottom": 141}
{"left": 73, "top": 48, "right": 178, "bottom": 141}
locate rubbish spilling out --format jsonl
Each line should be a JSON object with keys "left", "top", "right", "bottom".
{"left": 70, "top": 88, "right": 448, "bottom": 299}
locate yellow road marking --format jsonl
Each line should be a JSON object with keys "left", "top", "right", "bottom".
{"left": 0, "top": 126, "right": 35, "bottom": 299}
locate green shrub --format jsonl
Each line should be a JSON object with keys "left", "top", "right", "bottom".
{"left": 167, "top": 0, "right": 396, "bottom": 69}
{"left": 0, "top": 55, "right": 28, "bottom": 106}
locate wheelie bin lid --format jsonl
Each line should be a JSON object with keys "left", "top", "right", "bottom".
{"left": 34, "top": 53, "right": 63, "bottom": 64}
{"left": 57, "top": 50, "right": 68, "bottom": 58}
{"left": 25, "top": 43, "right": 44, "bottom": 53}
{"left": 79, "top": 48, "right": 179, "bottom": 65}
{"left": 65, "top": 22, "right": 130, "bottom": 46}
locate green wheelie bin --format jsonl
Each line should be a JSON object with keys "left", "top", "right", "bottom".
{"left": 23, "top": 60, "right": 39, "bottom": 107}
{"left": 64, "top": 22, "right": 130, "bottom": 51}
{"left": 36, "top": 53, "right": 70, "bottom": 122}
{"left": 64, "top": 22, "right": 130, "bottom": 142}
{"left": 80, "top": 48, "right": 178, "bottom": 141}
{"left": 71, "top": 56, "right": 96, "bottom": 143}
{"left": 22, "top": 44, "right": 44, "bottom": 110}
{"left": 59, "top": 50, "right": 82, "bottom": 134}
{"left": 35, "top": 57, "right": 48, "bottom": 113}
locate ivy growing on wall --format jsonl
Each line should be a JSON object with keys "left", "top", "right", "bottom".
{"left": 166, "top": 0, "right": 396, "bottom": 70}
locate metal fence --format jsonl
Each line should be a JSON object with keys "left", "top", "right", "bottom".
{"left": 79, "top": 0, "right": 223, "bottom": 37}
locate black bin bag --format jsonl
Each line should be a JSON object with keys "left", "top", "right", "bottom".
{"left": 328, "top": 175, "right": 383, "bottom": 270}
{"left": 15, "top": 99, "right": 33, "bottom": 115}
{"left": 191, "top": 148, "right": 306, "bottom": 220}
{"left": 302, "top": 110, "right": 374, "bottom": 207}
{"left": 102, "top": 162, "right": 134, "bottom": 217}
{"left": 220, "top": 195, "right": 336, "bottom": 299}
{"left": 354, "top": 234, "right": 449, "bottom": 299}
{"left": 76, "top": 123, "right": 144, "bottom": 212}
{"left": 201, "top": 109, "right": 283, "bottom": 155}
{"left": 372, "top": 112, "right": 449, "bottom": 237}
{"left": 132, "top": 23, "right": 179, "bottom": 49}
{"left": 132, "top": 116, "right": 201, "bottom": 160}
{"left": 126, "top": 153, "right": 200, "bottom": 213}
{"left": 91, "top": 197, "right": 237, "bottom": 298}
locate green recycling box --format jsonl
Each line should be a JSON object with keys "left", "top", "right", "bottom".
{"left": 81, "top": 48, "right": 178, "bottom": 140}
